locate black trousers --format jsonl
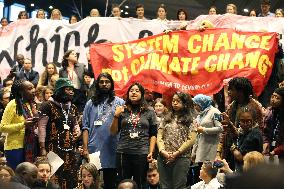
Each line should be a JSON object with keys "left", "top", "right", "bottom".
{"left": 116, "top": 153, "right": 148, "bottom": 189}
{"left": 102, "top": 168, "right": 117, "bottom": 189}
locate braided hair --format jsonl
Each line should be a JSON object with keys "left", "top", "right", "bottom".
{"left": 10, "top": 79, "right": 24, "bottom": 115}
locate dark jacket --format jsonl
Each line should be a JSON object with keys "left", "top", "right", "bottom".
{"left": 59, "top": 63, "right": 87, "bottom": 91}
{"left": 33, "top": 180, "right": 60, "bottom": 189}
{"left": 17, "top": 69, "right": 39, "bottom": 87}
{"left": 263, "top": 107, "right": 284, "bottom": 156}
{"left": 10, "top": 176, "right": 31, "bottom": 189}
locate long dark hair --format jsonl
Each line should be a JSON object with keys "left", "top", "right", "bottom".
{"left": 125, "top": 82, "right": 148, "bottom": 111}
{"left": 91, "top": 72, "right": 115, "bottom": 105}
{"left": 228, "top": 77, "right": 254, "bottom": 124}
{"left": 61, "top": 50, "right": 76, "bottom": 69}
{"left": 177, "top": 8, "right": 188, "bottom": 20}
{"left": 273, "top": 88, "right": 284, "bottom": 121}
{"left": 164, "top": 92, "right": 193, "bottom": 126}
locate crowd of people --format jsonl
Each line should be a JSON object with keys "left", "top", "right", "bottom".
{"left": 0, "top": 0, "right": 284, "bottom": 189}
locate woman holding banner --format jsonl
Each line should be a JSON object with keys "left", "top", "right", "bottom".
{"left": 110, "top": 82, "right": 158, "bottom": 189}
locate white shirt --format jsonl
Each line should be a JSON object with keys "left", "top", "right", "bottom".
{"left": 191, "top": 178, "right": 222, "bottom": 189}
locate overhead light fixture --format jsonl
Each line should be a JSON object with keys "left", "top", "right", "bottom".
{"left": 121, "top": 9, "right": 124, "bottom": 12}
{"left": 31, "top": 3, "right": 34, "bottom": 7}
{"left": 243, "top": 8, "right": 249, "bottom": 13}
{"left": 125, "top": 12, "right": 128, "bottom": 15}
{"left": 125, "top": 5, "right": 129, "bottom": 9}
{"left": 49, "top": 5, "right": 53, "bottom": 9}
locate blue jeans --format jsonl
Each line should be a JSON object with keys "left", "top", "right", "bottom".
{"left": 5, "top": 148, "right": 24, "bottom": 170}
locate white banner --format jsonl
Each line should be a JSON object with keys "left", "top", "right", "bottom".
{"left": 187, "top": 14, "right": 284, "bottom": 44}
{"left": 1, "top": 15, "right": 284, "bottom": 80}
{"left": 0, "top": 17, "right": 168, "bottom": 78}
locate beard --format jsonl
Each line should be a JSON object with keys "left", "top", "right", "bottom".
{"left": 99, "top": 88, "right": 110, "bottom": 94}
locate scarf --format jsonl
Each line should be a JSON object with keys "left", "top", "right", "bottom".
{"left": 193, "top": 94, "right": 213, "bottom": 111}
{"left": 22, "top": 100, "right": 38, "bottom": 163}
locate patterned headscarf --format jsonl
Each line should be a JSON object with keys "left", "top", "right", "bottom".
{"left": 193, "top": 94, "right": 213, "bottom": 111}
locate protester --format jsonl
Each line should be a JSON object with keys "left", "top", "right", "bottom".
{"left": 90, "top": 9, "right": 100, "bottom": 17}
{"left": 259, "top": 0, "right": 275, "bottom": 17}
{"left": 191, "top": 161, "right": 222, "bottom": 189}
{"left": 146, "top": 167, "right": 161, "bottom": 189}
{"left": 177, "top": 8, "right": 188, "bottom": 21}
{"left": 38, "top": 62, "right": 59, "bottom": 88}
{"left": 2, "top": 78, "right": 13, "bottom": 88}
{"left": 156, "top": 4, "right": 168, "bottom": 22}
{"left": 112, "top": 4, "right": 121, "bottom": 17}
{"left": 33, "top": 158, "right": 60, "bottom": 189}
{"left": 275, "top": 9, "right": 284, "bottom": 17}
{"left": 36, "top": 9, "right": 46, "bottom": 19}
{"left": 192, "top": 94, "right": 223, "bottom": 162}
{"left": 10, "top": 54, "right": 25, "bottom": 75}
{"left": 208, "top": 6, "right": 217, "bottom": 15}
{"left": 18, "top": 11, "right": 28, "bottom": 19}
{"left": 0, "top": 80, "right": 37, "bottom": 169}
{"left": 81, "top": 71, "right": 95, "bottom": 100}
{"left": 70, "top": 15, "right": 79, "bottom": 24}
{"left": 16, "top": 58, "right": 39, "bottom": 87}
{"left": 59, "top": 50, "right": 87, "bottom": 112}
{"left": 35, "top": 86, "right": 45, "bottom": 104}
{"left": 0, "top": 165, "right": 14, "bottom": 183}
{"left": 217, "top": 77, "right": 263, "bottom": 170}
{"left": 118, "top": 179, "right": 138, "bottom": 189}
{"left": 10, "top": 162, "right": 38, "bottom": 189}
{"left": 0, "top": 17, "right": 8, "bottom": 28}
{"left": 249, "top": 9, "right": 257, "bottom": 17}
{"left": 82, "top": 73, "right": 124, "bottom": 189}
{"left": 191, "top": 94, "right": 223, "bottom": 184}
{"left": 110, "top": 82, "right": 157, "bottom": 189}
{"left": 38, "top": 78, "right": 81, "bottom": 189}
{"left": 0, "top": 89, "right": 10, "bottom": 120}
{"left": 153, "top": 98, "right": 167, "bottom": 124}
{"left": 136, "top": 4, "right": 145, "bottom": 19}
{"left": 157, "top": 92, "right": 197, "bottom": 189}
{"left": 226, "top": 4, "right": 237, "bottom": 14}
{"left": 77, "top": 163, "right": 99, "bottom": 189}
{"left": 263, "top": 88, "right": 284, "bottom": 163}
{"left": 230, "top": 106, "right": 263, "bottom": 172}
{"left": 42, "top": 87, "right": 54, "bottom": 102}
{"left": 50, "top": 9, "right": 62, "bottom": 20}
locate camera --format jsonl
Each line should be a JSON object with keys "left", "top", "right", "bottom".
{"left": 213, "top": 160, "right": 224, "bottom": 168}
{"left": 213, "top": 113, "right": 223, "bottom": 122}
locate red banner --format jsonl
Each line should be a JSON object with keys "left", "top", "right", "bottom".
{"left": 90, "top": 28, "right": 278, "bottom": 97}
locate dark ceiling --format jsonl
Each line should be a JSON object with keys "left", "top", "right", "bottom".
{"left": 7, "top": 0, "right": 284, "bottom": 20}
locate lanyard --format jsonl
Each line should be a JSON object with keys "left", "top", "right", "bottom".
{"left": 273, "top": 115, "right": 280, "bottom": 141}
{"left": 60, "top": 103, "right": 70, "bottom": 123}
{"left": 97, "top": 100, "right": 111, "bottom": 121}
{"left": 130, "top": 111, "right": 141, "bottom": 129}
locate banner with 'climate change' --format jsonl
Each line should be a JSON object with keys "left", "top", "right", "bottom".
{"left": 90, "top": 28, "right": 278, "bottom": 96}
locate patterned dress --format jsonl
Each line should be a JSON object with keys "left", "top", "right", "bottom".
{"left": 40, "top": 100, "right": 80, "bottom": 189}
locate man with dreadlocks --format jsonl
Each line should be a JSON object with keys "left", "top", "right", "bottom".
{"left": 216, "top": 77, "right": 263, "bottom": 169}
{"left": 82, "top": 72, "right": 124, "bottom": 189}
{"left": 38, "top": 78, "right": 81, "bottom": 189}
{"left": 0, "top": 79, "right": 38, "bottom": 169}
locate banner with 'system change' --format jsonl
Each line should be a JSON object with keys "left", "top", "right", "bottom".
{"left": 90, "top": 28, "right": 278, "bottom": 96}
